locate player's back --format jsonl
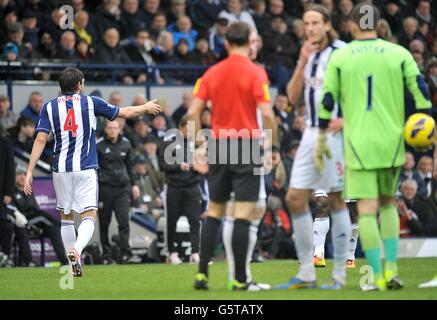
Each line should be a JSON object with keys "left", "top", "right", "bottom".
{"left": 199, "top": 54, "right": 269, "bottom": 138}
{"left": 37, "top": 94, "right": 119, "bottom": 173}
{"left": 331, "top": 38, "right": 424, "bottom": 169}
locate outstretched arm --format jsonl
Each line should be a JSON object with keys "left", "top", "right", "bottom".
{"left": 118, "top": 99, "right": 162, "bottom": 119}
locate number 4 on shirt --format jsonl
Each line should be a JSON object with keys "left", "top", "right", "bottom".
{"left": 64, "top": 108, "right": 78, "bottom": 137}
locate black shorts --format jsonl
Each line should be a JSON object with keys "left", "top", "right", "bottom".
{"left": 207, "top": 138, "right": 262, "bottom": 203}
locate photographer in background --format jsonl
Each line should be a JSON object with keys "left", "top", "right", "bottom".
{"left": 97, "top": 120, "right": 140, "bottom": 265}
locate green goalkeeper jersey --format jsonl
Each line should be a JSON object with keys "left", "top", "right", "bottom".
{"left": 319, "top": 38, "right": 432, "bottom": 170}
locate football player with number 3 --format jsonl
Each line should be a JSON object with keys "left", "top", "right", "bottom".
{"left": 24, "top": 67, "right": 161, "bottom": 277}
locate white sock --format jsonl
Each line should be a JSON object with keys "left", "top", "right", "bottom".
{"left": 313, "top": 217, "right": 330, "bottom": 258}
{"left": 246, "top": 219, "right": 260, "bottom": 283}
{"left": 223, "top": 217, "right": 235, "bottom": 281}
{"left": 348, "top": 223, "right": 359, "bottom": 261}
{"left": 74, "top": 217, "right": 95, "bottom": 255}
{"left": 292, "top": 212, "right": 316, "bottom": 282}
{"left": 61, "top": 220, "right": 76, "bottom": 253}
{"left": 331, "top": 208, "right": 352, "bottom": 284}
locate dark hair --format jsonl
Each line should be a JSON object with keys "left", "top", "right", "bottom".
{"left": 59, "top": 67, "right": 84, "bottom": 94}
{"left": 17, "top": 116, "right": 35, "bottom": 129}
{"left": 225, "top": 22, "right": 250, "bottom": 47}
{"left": 350, "top": 2, "right": 380, "bottom": 31}
{"left": 135, "top": 27, "right": 149, "bottom": 37}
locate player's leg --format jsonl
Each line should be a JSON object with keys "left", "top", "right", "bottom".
{"left": 320, "top": 191, "right": 351, "bottom": 289}
{"left": 378, "top": 167, "right": 403, "bottom": 289}
{"left": 223, "top": 201, "right": 236, "bottom": 284}
{"left": 313, "top": 191, "right": 330, "bottom": 267}
{"left": 346, "top": 201, "right": 359, "bottom": 268}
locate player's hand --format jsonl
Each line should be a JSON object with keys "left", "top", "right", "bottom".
{"left": 132, "top": 185, "right": 140, "bottom": 200}
{"left": 299, "top": 41, "right": 320, "bottom": 65}
{"left": 143, "top": 99, "right": 162, "bottom": 115}
{"left": 314, "top": 132, "right": 332, "bottom": 172}
{"left": 3, "top": 195, "right": 12, "bottom": 205}
{"left": 24, "top": 173, "right": 33, "bottom": 196}
{"left": 328, "top": 118, "right": 344, "bottom": 134}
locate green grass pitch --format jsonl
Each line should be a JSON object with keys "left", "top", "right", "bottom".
{"left": 1, "top": 258, "right": 436, "bottom": 299}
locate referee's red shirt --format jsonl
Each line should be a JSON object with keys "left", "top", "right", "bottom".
{"left": 194, "top": 54, "right": 271, "bottom": 139}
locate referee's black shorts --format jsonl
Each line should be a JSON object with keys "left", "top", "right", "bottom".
{"left": 207, "top": 138, "right": 262, "bottom": 203}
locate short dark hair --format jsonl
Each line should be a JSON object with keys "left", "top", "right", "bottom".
{"left": 350, "top": 2, "right": 380, "bottom": 31}
{"left": 17, "top": 116, "right": 35, "bottom": 129}
{"left": 59, "top": 67, "right": 84, "bottom": 95}
{"left": 225, "top": 22, "right": 251, "bottom": 47}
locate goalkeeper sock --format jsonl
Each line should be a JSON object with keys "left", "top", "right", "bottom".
{"left": 313, "top": 217, "right": 330, "bottom": 258}
{"left": 61, "top": 220, "right": 76, "bottom": 253}
{"left": 359, "top": 214, "right": 383, "bottom": 282}
{"left": 380, "top": 204, "right": 400, "bottom": 278}
{"left": 74, "top": 217, "right": 95, "bottom": 255}
{"left": 331, "top": 208, "right": 352, "bottom": 284}
{"left": 223, "top": 217, "right": 235, "bottom": 281}
{"left": 199, "top": 216, "right": 221, "bottom": 277}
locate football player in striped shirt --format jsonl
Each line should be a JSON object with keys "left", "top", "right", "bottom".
{"left": 24, "top": 67, "right": 161, "bottom": 276}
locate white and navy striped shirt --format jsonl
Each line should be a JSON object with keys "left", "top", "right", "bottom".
{"left": 36, "top": 94, "right": 119, "bottom": 173}
{"left": 303, "top": 39, "right": 346, "bottom": 127}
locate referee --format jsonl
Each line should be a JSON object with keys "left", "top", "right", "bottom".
{"left": 188, "top": 22, "right": 279, "bottom": 291}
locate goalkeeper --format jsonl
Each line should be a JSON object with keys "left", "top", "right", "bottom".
{"left": 316, "top": 2, "right": 432, "bottom": 291}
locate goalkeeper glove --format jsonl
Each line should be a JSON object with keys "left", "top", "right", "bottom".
{"left": 314, "top": 132, "right": 332, "bottom": 172}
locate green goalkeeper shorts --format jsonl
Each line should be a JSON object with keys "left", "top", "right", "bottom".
{"left": 344, "top": 167, "right": 401, "bottom": 200}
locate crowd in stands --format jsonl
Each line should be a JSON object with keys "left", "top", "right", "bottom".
{"left": 1, "top": 0, "right": 437, "bottom": 266}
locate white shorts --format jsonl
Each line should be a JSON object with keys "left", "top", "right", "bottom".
{"left": 52, "top": 169, "right": 99, "bottom": 214}
{"left": 290, "top": 127, "right": 344, "bottom": 193}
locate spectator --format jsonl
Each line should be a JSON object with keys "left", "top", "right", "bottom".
{"left": 8, "top": 22, "right": 35, "bottom": 60}
{"left": 168, "top": 15, "right": 198, "bottom": 52}
{"left": 133, "top": 117, "right": 151, "bottom": 145}
{"left": 320, "top": 0, "right": 335, "bottom": 14}
{"left": 415, "top": 0, "right": 434, "bottom": 28}
{"left": 290, "top": 114, "right": 305, "bottom": 141}
{"left": 383, "top": 0, "right": 404, "bottom": 35}
{"left": 400, "top": 151, "right": 428, "bottom": 198}
{"left": 208, "top": 17, "right": 228, "bottom": 58}
{"left": 261, "top": 15, "right": 299, "bottom": 92}
{"left": 250, "top": 0, "right": 270, "bottom": 32}
{"left": 410, "top": 39, "right": 426, "bottom": 71}
{"left": 190, "top": 37, "right": 216, "bottom": 65}
{"left": 11, "top": 116, "right": 35, "bottom": 154}
{"left": 142, "top": 0, "right": 161, "bottom": 27}
{"left": 397, "top": 17, "right": 423, "bottom": 49}
{"left": 175, "top": 37, "right": 194, "bottom": 64}
{"left": 423, "top": 181, "right": 437, "bottom": 236}
{"left": 93, "top": 0, "right": 123, "bottom": 38}
{"left": 150, "top": 113, "right": 168, "bottom": 139}
{"left": 22, "top": 0, "right": 50, "bottom": 29}
{"left": 167, "top": 0, "right": 187, "bottom": 25}
{"left": 22, "top": 10, "right": 39, "bottom": 50}
{"left": 273, "top": 94, "right": 293, "bottom": 129}
{"left": 218, "top": 0, "right": 257, "bottom": 31}
{"left": 398, "top": 179, "right": 434, "bottom": 237}
{"left": 97, "top": 120, "right": 140, "bottom": 264}
{"left": 377, "top": 18, "right": 395, "bottom": 41}
{"left": 267, "top": 0, "right": 293, "bottom": 30}
{"left": 200, "top": 107, "right": 211, "bottom": 129}
{"left": 425, "top": 57, "right": 437, "bottom": 107}
{"left": 123, "top": 28, "right": 155, "bottom": 83}
{"left": 76, "top": 38, "right": 94, "bottom": 63}
{"left": 0, "top": 94, "right": 18, "bottom": 131}
{"left": 74, "top": 10, "right": 97, "bottom": 46}
{"left": 149, "top": 10, "right": 168, "bottom": 41}
{"left": 13, "top": 168, "right": 68, "bottom": 265}
{"left": 172, "top": 91, "right": 192, "bottom": 127}
{"left": 291, "top": 19, "right": 305, "bottom": 45}
{"left": 152, "top": 30, "right": 176, "bottom": 63}
{"left": 417, "top": 155, "right": 433, "bottom": 198}
{"left": 282, "top": 140, "right": 299, "bottom": 189}
{"left": 72, "top": 0, "right": 86, "bottom": 12}
{"left": 332, "top": 0, "right": 353, "bottom": 32}
{"left": 159, "top": 117, "right": 203, "bottom": 264}
{"left": 189, "top": 0, "right": 226, "bottom": 31}
{"left": 42, "top": 8, "right": 64, "bottom": 43}
{"left": 54, "top": 31, "right": 78, "bottom": 61}
{"left": 35, "top": 31, "right": 56, "bottom": 60}
{"left": 20, "top": 91, "right": 43, "bottom": 125}
{"left": 0, "top": 127, "right": 15, "bottom": 265}
{"left": 94, "top": 28, "right": 134, "bottom": 84}
{"left": 121, "top": 0, "right": 146, "bottom": 39}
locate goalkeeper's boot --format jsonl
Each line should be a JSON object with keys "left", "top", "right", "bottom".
{"left": 231, "top": 280, "right": 270, "bottom": 292}
{"left": 314, "top": 256, "right": 327, "bottom": 268}
{"left": 194, "top": 273, "right": 208, "bottom": 290}
{"left": 274, "top": 277, "right": 317, "bottom": 290}
{"left": 320, "top": 277, "right": 344, "bottom": 290}
{"left": 67, "top": 249, "right": 83, "bottom": 277}
{"left": 385, "top": 271, "right": 404, "bottom": 290}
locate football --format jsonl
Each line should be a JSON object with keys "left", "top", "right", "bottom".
{"left": 404, "top": 113, "right": 437, "bottom": 149}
